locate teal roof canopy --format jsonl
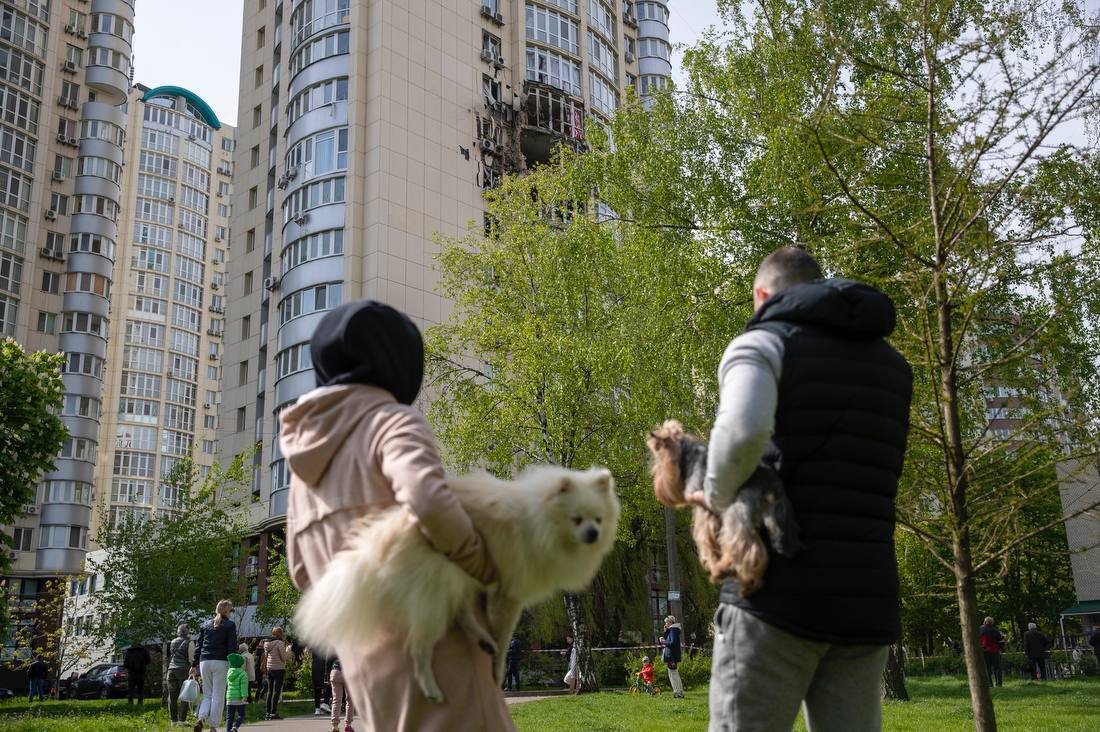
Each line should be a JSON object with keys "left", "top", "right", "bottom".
{"left": 1060, "top": 600, "right": 1100, "bottom": 616}
{"left": 141, "top": 85, "right": 222, "bottom": 129}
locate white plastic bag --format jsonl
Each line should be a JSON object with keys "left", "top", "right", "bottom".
{"left": 178, "top": 678, "right": 200, "bottom": 705}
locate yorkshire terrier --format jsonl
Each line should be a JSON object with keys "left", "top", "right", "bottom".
{"left": 647, "top": 420, "right": 800, "bottom": 596}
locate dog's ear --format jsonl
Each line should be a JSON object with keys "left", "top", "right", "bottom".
{"left": 594, "top": 469, "right": 614, "bottom": 492}
{"left": 558, "top": 477, "right": 573, "bottom": 494}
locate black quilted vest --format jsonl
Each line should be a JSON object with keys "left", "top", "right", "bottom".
{"left": 719, "top": 279, "right": 913, "bottom": 645}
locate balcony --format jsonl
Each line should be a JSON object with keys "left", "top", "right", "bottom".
{"left": 521, "top": 83, "right": 586, "bottom": 167}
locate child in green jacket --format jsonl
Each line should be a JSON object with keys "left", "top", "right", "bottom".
{"left": 226, "top": 653, "right": 248, "bottom": 731}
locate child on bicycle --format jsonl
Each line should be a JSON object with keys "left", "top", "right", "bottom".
{"left": 639, "top": 656, "right": 656, "bottom": 694}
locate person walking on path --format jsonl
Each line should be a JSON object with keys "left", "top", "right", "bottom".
{"left": 26, "top": 656, "right": 48, "bottom": 702}
{"left": 283, "top": 301, "right": 511, "bottom": 731}
{"left": 1023, "top": 623, "right": 1050, "bottom": 680}
{"left": 191, "top": 599, "right": 238, "bottom": 732}
{"left": 237, "top": 644, "right": 256, "bottom": 703}
{"left": 661, "top": 615, "right": 685, "bottom": 698}
{"left": 167, "top": 624, "right": 196, "bottom": 724}
{"left": 124, "top": 641, "right": 151, "bottom": 705}
{"left": 504, "top": 636, "right": 522, "bottom": 692}
{"left": 310, "top": 648, "right": 332, "bottom": 716}
{"left": 980, "top": 617, "right": 1006, "bottom": 688}
{"left": 689, "top": 248, "right": 914, "bottom": 731}
{"left": 328, "top": 658, "right": 356, "bottom": 732}
{"left": 224, "top": 652, "right": 248, "bottom": 732}
{"left": 562, "top": 635, "right": 579, "bottom": 695}
{"left": 263, "top": 627, "right": 289, "bottom": 721}
{"left": 1089, "top": 629, "right": 1100, "bottom": 665}
{"left": 253, "top": 640, "right": 267, "bottom": 703}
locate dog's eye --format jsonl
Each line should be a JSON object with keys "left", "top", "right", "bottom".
{"left": 594, "top": 517, "right": 602, "bottom": 525}
{"left": 571, "top": 516, "right": 582, "bottom": 526}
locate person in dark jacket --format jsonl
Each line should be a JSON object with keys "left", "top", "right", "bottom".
{"left": 167, "top": 624, "right": 195, "bottom": 724}
{"left": 26, "top": 656, "right": 48, "bottom": 702}
{"left": 979, "top": 617, "right": 1005, "bottom": 687}
{"left": 1090, "top": 629, "right": 1100, "bottom": 665}
{"left": 692, "top": 248, "right": 914, "bottom": 730}
{"left": 661, "top": 615, "right": 684, "bottom": 698}
{"left": 1023, "top": 623, "right": 1051, "bottom": 680}
{"left": 190, "top": 599, "right": 238, "bottom": 732}
{"left": 504, "top": 636, "right": 522, "bottom": 691}
{"left": 309, "top": 648, "right": 332, "bottom": 716}
{"left": 123, "top": 641, "right": 151, "bottom": 705}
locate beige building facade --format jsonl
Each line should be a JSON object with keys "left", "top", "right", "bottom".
{"left": 219, "top": 1, "right": 671, "bottom": 604}
{"left": 86, "top": 84, "right": 234, "bottom": 540}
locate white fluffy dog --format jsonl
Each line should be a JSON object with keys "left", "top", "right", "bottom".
{"left": 295, "top": 465, "right": 620, "bottom": 702}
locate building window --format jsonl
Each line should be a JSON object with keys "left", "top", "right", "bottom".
{"left": 248, "top": 187, "right": 257, "bottom": 209}
{"left": 483, "top": 32, "right": 502, "bottom": 59}
{"left": 525, "top": 4, "right": 580, "bottom": 54}
{"left": 40, "top": 270, "right": 59, "bottom": 294}
{"left": 0, "top": 251, "right": 22, "bottom": 293}
{"left": 243, "top": 271, "right": 253, "bottom": 295}
{"left": 49, "top": 192, "right": 68, "bottom": 215}
{"left": 253, "top": 104, "right": 262, "bottom": 128}
{"left": 525, "top": 47, "right": 582, "bottom": 95}
{"left": 12, "top": 527, "right": 31, "bottom": 552}
{"left": 257, "top": 26, "right": 266, "bottom": 48}
{"left": 251, "top": 145, "right": 260, "bottom": 168}
{"left": 59, "top": 81, "right": 80, "bottom": 107}
{"left": 65, "top": 44, "right": 83, "bottom": 67}
{"left": 255, "top": 65, "right": 264, "bottom": 88}
{"left": 246, "top": 229, "right": 256, "bottom": 252}
{"left": 239, "top": 360, "right": 249, "bottom": 386}
{"left": 242, "top": 315, "right": 251, "bottom": 339}
{"left": 35, "top": 310, "right": 56, "bottom": 334}
{"left": 236, "top": 407, "right": 247, "bottom": 433}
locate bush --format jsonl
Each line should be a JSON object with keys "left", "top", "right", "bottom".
{"left": 904, "top": 651, "right": 1098, "bottom": 678}
{"left": 622, "top": 649, "right": 712, "bottom": 690}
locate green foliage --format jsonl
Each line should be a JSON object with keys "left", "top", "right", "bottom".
{"left": 622, "top": 650, "right": 712, "bottom": 689}
{"left": 88, "top": 453, "right": 251, "bottom": 650}
{"left": 294, "top": 651, "right": 311, "bottom": 694}
{"left": 0, "top": 340, "right": 66, "bottom": 570}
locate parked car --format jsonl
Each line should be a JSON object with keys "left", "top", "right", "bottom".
{"left": 0, "top": 687, "right": 15, "bottom": 701}
{"left": 69, "top": 664, "right": 128, "bottom": 700}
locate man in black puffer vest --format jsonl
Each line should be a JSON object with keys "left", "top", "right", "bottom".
{"left": 700, "top": 248, "right": 912, "bottom": 731}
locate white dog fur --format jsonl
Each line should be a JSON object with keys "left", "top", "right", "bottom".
{"left": 294, "top": 465, "right": 620, "bottom": 702}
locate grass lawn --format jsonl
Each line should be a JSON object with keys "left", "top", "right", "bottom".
{"left": 0, "top": 696, "right": 302, "bottom": 731}
{"left": 510, "top": 676, "right": 1100, "bottom": 731}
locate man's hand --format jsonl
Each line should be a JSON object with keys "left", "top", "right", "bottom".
{"left": 683, "top": 491, "right": 711, "bottom": 510}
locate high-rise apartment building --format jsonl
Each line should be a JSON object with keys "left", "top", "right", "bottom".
{"left": 1, "top": 0, "right": 135, "bottom": 587}
{"left": 219, "top": 0, "right": 672, "bottom": 605}
{"left": 0, "top": 0, "right": 136, "bottom": 675}
{"left": 87, "top": 84, "right": 234, "bottom": 540}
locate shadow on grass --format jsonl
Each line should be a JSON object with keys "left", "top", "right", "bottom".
{"left": 901, "top": 676, "right": 1097, "bottom": 702}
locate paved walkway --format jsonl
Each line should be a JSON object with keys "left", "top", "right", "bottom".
{"left": 250, "top": 694, "right": 558, "bottom": 730}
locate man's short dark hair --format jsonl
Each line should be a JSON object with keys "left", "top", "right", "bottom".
{"left": 755, "top": 247, "right": 823, "bottom": 295}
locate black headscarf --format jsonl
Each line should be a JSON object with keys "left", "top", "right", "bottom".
{"left": 309, "top": 300, "right": 424, "bottom": 404}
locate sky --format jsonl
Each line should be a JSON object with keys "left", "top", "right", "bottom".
{"left": 134, "top": 1, "right": 725, "bottom": 127}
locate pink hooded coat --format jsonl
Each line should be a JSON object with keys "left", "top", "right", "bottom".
{"left": 282, "top": 383, "right": 514, "bottom": 731}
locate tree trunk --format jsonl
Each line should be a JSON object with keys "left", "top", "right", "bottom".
{"left": 954, "top": 535, "right": 997, "bottom": 731}
{"left": 932, "top": 267, "right": 997, "bottom": 732}
{"left": 161, "top": 639, "right": 169, "bottom": 706}
{"left": 882, "top": 643, "right": 909, "bottom": 701}
{"left": 564, "top": 592, "right": 598, "bottom": 692}
{"left": 663, "top": 506, "right": 683, "bottom": 624}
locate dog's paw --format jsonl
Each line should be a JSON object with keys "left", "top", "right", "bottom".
{"left": 417, "top": 673, "right": 446, "bottom": 704}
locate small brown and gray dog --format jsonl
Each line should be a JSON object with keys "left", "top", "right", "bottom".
{"left": 647, "top": 420, "right": 799, "bottom": 596}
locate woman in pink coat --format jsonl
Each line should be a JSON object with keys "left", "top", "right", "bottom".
{"left": 282, "top": 301, "right": 513, "bottom": 732}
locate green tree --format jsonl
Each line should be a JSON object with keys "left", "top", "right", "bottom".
{"left": 645, "top": 1, "right": 1100, "bottom": 727}
{"left": 0, "top": 339, "right": 66, "bottom": 644}
{"left": 254, "top": 537, "right": 300, "bottom": 631}
{"left": 427, "top": 145, "right": 738, "bottom": 690}
{"left": 0, "top": 339, "right": 67, "bottom": 571}
{"left": 88, "top": 453, "right": 250, "bottom": 700}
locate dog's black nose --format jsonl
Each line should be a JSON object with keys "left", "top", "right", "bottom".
{"left": 583, "top": 527, "right": 599, "bottom": 544}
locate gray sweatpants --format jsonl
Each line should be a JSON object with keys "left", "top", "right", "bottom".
{"left": 709, "top": 604, "right": 887, "bottom": 732}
